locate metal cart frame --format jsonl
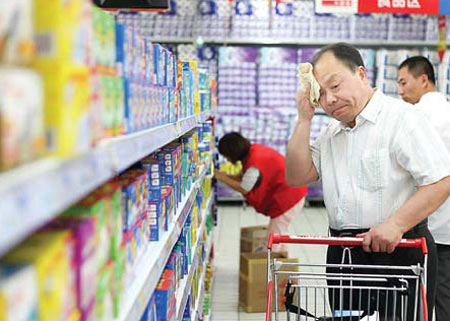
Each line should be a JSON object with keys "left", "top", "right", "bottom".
{"left": 265, "top": 234, "right": 429, "bottom": 321}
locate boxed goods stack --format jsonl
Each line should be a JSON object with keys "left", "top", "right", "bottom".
{"left": 32, "top": 0, "right": 94, "bottom": 157}
{"left": 238, "top": 226, "right": 298, "bottom": 312}
{"left": 0, "top": 68, "right": 45, "bottom": 171}
{"left": 240, "top": 225, "right": 267, "bottom": 254}
{"left": 91, "top": 6, "right": 124, "bottom": 140}
{"left": 62, "top": 181, "right": 125, "bottom": 321}
{"left": 1, "top": 231, "right": 79, "bottom": 321}
{"left": 0, "top": 1, "right": 45, "bottom": 171}
{"left": 239, "top": 252, "right": 298, "bottom": 313}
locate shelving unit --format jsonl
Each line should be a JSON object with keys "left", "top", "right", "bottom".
{"left": 0, "top": 110, "right": 212, "bottom": 257}
{"left": 202, "top": 272, "right": 215, "bottom": 321}
{"left": 175, "top": 193, "right": 214, "bottom": 321}
{"left": 151, "top": 37, "right": 446, "bottom": 47}
{"left": 116, "top": 161, "right": 212, "bottom": 321}
{"left": 190, "top": 233, "right": 213, "bottom": 321}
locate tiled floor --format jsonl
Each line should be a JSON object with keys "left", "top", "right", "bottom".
{"left": 211, "top": 202, "right": 330, "bottom": 321}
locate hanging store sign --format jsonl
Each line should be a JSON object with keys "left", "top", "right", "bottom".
{"left": 441, "top": 0, "right": 450, "bottom": 14}
{"left": 315, "top": 0, "right": 359, "bottom": 14}
{"left": 358, "top": 0, "right": 439, "bottom": 15}
{"left": 93, "top": 0, "right": 170, "bottom": 10}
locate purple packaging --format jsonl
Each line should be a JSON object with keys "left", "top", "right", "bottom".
{"left": 297, "top": 48, "right": 319, "bottom": 63}
{"left": 80, "top": 298, "right": 96, "bottom": 321}
{"left": 260, "top": 47, "right": 297, "bottom": 64}
{"left": 77, "top": 253, "right": 98, "bottom": 310}
{"left": 45, "top": 217, "right": 97, "bottom": 310}
{"left": 45, "top": 217, "right": 96, "bottom": 262}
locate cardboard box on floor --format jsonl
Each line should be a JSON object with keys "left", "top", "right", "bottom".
{"left": 239, "top": 252, "right": 299, "bottom": 313}
{"left": 240, "top": 225, "right": 268, "bottom": 253}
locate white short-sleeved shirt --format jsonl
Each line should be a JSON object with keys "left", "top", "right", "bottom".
{"left": 415, "top": 92, "right": 450, "bottom": 245}
{"left": 240, "top": 167, "right": 260, "bottom": 192}
{"left": 311, "top": 89, "right": 450, "bottom": 230}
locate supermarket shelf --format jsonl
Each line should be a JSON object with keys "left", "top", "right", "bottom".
{"left": 0, "top": 147, "right": 113, "bottom": 257}
{"left": 106, "top": 111, "right": 210, "bottom": 173}
{"left": 190, "top": 234, "right": 213, "bottom": 321}
{"left": 191, "top": 264, "right": 206, "bottom": 321}
{"left": 0, "top": 111, "right": 212, "bottom": 257}
{"left": 116, "top": 161, "right": 210, "bottom": 321}
{"left": 197, "top": 110, "right": 214, "bottom": 123}
{"left": 175, "top": 194, "right": 214, "bottom": 321}
{"left": 217, "top": 196, "right": 245, "bottom": 202}
{"left": 152, "top": 37, "right": 444, "bottom": 47}
{"left": 203, "top": 273, "right": 215, "bottom": 321}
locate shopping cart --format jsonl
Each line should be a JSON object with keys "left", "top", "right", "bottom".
{"left": 265, "top": 234, "right": 429, "bottom": 321}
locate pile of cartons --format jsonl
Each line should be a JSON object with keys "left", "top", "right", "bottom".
{"left": 239, "top": 226, "right": 298, "bottom": 313}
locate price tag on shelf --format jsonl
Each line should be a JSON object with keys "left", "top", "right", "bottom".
{"left": 175, "top": 122, "right": 182, "bottom": 136}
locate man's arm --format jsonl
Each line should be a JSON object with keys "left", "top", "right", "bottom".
{"left": 286, "top": 87, "right": 319, "bottom": 186}
{"left": 214, "top": 171, "right": 249, "bottom": 196}
{"left": 358, "top": 175, "right": 450, "bottom": 253}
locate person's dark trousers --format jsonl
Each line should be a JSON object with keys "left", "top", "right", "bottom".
{"left": 435, "top": 243, "right": 450, "bottom": 321}
{"left": 327, "top": 222, "right": 437, "bottom": 321}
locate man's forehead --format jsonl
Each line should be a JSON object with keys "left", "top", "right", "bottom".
{"left": 314, "top": 69, "right": 343, "bottom": 84}
{"left": 314, "top": 56, "right": 347, "bottom": 77}
{"left": 397, "top": 68, "right": 411, "bottom": 79}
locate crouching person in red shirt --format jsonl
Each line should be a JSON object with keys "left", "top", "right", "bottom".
{"left": 214, "top": 132, "right": 308, "bottom": 254}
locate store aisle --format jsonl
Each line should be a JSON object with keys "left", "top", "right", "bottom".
{"left": 211, "top": 202, "right": 329, "bottom": 321}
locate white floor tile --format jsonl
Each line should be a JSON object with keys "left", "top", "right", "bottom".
{"left": 211, "top": 203, "right": 330, "bottom": 320}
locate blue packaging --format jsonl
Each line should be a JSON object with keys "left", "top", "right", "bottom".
{"left": 142, "top": 158, "right": 163, "bottom": 201}
{"left": 155, "top": 278, "right": 173, "bottom": 321}
{"left": 198, "top": 0, "right": 217, "bottom": 15}
{"left": 183, "top": 294, "right": 191, "bottom": 319}
{"left": 149, "top": 293, "right": 157, "bottom": 321}
{"left": 158, "top": 151, "right": 176, "bottom": 186}
{"left": 115, "top": 23, "right": 125, "bottom": 64}
{"left": 123, "top": 79, "right": 133, "bottom": 134}
{"left": 148, "top": 201, "right": 164, "bottom": 242}
{"left": 121, "top": 179, "right": 138, "bottom": 231}
{"left": 145, "top": 40, "right": 154, "bottom": 84}
{"left": 153, "top": 44, "right": 161, "bottom": 85}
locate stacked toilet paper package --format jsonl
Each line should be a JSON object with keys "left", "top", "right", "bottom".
{"left": 140, "top": 0, "right": 448, "bottom": 43}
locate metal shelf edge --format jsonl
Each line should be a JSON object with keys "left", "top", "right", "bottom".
{"left": 150, "top": 37, "right": 446, "bottom": 47}
{"left": 117, "top": 162, "right": 211, "bottom": 321}
{"left": 175, "top": 193, "right": 214, "bottom": 321}
{"left": 0, "top": 115, "right": 204, "bottom": 256}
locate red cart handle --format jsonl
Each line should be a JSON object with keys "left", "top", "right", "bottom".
{"left": 268, "top": 234, "right": 428, "bottom": 255}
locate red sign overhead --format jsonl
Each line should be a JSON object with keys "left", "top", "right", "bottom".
{"left": 358, "top": 0, "right": 439, "bottom": 15}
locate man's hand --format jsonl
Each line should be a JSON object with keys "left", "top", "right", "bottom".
{"left": 296, "top": 84, "right": 316, "bottom": 123}
{"left": 357, "top": 220, "right": 403, "bottom": 254}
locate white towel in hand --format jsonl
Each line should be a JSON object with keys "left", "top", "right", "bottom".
{"left": 298, "top": 63, "right": 321, "bottom": 108}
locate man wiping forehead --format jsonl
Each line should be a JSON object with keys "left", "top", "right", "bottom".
{"left": 287, "top": 42, "right": 450, "bottom": 320}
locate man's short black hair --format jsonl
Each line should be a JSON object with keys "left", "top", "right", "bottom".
{"left": 218, "top": 132, "right": 250, "bottom": 163}
{"left": 399, "top": 56, "right": 436, "bottom": 85}
{"left": 312, "top": 42, "right": 365, "bottom": 72}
